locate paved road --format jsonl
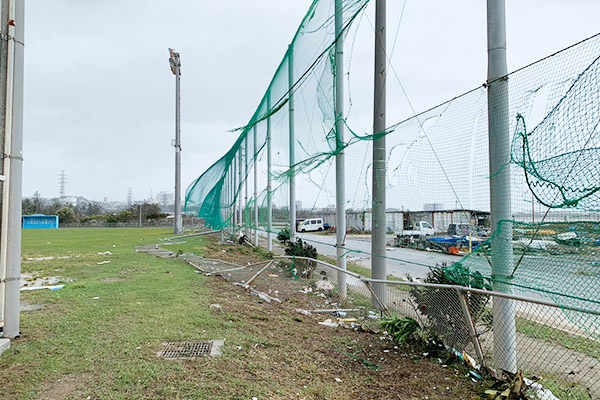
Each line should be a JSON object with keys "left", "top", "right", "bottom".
{"left": 296, "top": 232, "right": 463, "bottom": 280}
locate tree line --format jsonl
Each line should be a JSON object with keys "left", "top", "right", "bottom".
{"left": 22, "top": 192, "right": 168, "bottom": 225}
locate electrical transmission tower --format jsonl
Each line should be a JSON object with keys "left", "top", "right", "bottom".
{"left": 127, "top": 188, "right": 133, "bottom": 206}
{"left": 58, "top": 170, "right": 67, "bottom": 198}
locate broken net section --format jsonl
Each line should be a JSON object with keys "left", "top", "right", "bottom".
{"left": 184, "top": 0, "right": 600, "bottom": 343}
{"left": 184, "top": 0, "right": 370, "bottom": 229}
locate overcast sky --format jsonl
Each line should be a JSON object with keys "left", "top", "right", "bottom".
{"left": 22, "top": 0, "right": 600, "bottom": 202}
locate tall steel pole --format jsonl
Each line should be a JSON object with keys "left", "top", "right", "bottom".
{"left": 266, "top": 92, "right": 273, "bottom": 252}
{"left": 1, "top": 0, "right": 24, "bottom": 339}
{"left": 253, "top": 125, "right": 258, "bottom": 246}
{"left": 334, "top": 0, "right": 347, "bottom": 299}
{"left": 371, "top": 0, "right": 387, "bottom": 306}
{"left": 169, "top": 48, "right": 182, "bottom": 235}
{"left": 238, "top": 149, "right": 243, "bottom": 228}
{"left": 487, "top": 0, "right": 517, "bottom": 375}
{"left": 233, "top": 153, "right": 237, "bottom": 226}
{"left": 288, "top": 46, "right": 296, "bottom": 242}
{"left": 244, "top": 134, "right": 249, "bottom": 236}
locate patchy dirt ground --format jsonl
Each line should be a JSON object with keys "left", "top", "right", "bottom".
{"left": 182, "top": 273, "right": 485, "bottom": 400}
{"left": 4, "top": 230, "right": 487, "bottom": 400}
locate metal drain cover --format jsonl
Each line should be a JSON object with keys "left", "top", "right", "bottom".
{"left": 158, "top": 340, "right": 223, "bottom": 359}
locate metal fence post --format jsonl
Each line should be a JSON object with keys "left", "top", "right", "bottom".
{"left": 455, "top": 288, "right": 486, "bottom": 368}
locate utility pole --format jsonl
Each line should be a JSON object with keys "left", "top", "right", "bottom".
{"left": 266, "top": 92, "right": 273, "bottom": 252}
{"left": 244, "top": 134, "right": 249, "bottom": 237}
{"left": 238, "top": 149, "right": 243, "bottom": 229}
{"left": 334, "top": 0, "right": 347, "bottom": 299}
{"left": 1, "top": 0, "right": 25, "bottom": 339}
{"left": 288, "top": 46, "right": 296, "bottom": 242}
{"left": 233, "top": 153, "right": 237, "bottom": 226}
{"left": 138, "top": 203, "right": 142, "bottom": 228}
{"left": 168, "top": 48, "right": 182, "bottom": 235}
{"left": 487, "top": 0, "right": 517, "bottom": 375}
{"left": 371, "top": 0, "right": 387, "bottom": 306}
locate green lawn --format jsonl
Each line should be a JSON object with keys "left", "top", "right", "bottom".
{"left": 0, "top": 228, "right": 483, "bottom": 400}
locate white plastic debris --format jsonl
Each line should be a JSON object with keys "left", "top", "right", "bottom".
{"left": 524, "top": 378, "right": 561, "bottom": 400}
{"left": 96, "top": 261, "right": 111, "bottom": 265}
{"left": 20, "top": 284, "right": 64, "bottom": 292}
{"left": 210, "top": 304, "right": 221, "bottom": 309}
{"left": 98, "top": 251, "right": 113, "bottom": 256}
{"left": 316, "top": 280, "right": 334, "bottom": 291}
{"left": 318, "top": 319, "right": 338, "bottom": 328}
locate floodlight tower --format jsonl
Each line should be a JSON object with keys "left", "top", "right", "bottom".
{"left": 168, "top": 48, "right": 182, "bottom": 235}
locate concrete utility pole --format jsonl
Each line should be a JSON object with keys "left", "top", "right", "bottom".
{"left": 371, "top": 0, "right": 387, "bottom": 306}
{"left": 487, "top": 0, "right": 517, "bottom": 375}
{"left": 1, "top": 0, "right": 24, "bottom": 339}
{"left": 334, "top": 0, "right": 347, "bottom": 299}
{"left": 266, "top": 92, "right": 273, "bottom": 252}
{"left": 168, "top": 48, "right": 182, "bottom": 235}
{"left": 288, "top": 46, "right": 296, "bottom": 242}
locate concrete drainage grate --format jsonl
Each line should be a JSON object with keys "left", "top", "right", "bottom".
{"left": 158, "top": 340, "right": 223, "bottom": 359}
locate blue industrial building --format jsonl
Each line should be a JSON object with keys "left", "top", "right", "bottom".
{"left": 22, "top": 214, "right": 59, "bottom": 229}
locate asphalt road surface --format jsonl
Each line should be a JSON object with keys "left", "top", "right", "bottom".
{"left": 296, "top": 231, "right": 463, "bottom": 280}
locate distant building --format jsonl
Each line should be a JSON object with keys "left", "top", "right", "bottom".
{"left": 23, "top": 214, "right": 59, "bottom": 229}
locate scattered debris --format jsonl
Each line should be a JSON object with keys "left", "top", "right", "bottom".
{"left": 469, "top": 370, "right": 482, "bottom": 380}
{"left": 250, "top": 290, "right": 281, "bottom": 303}
{"left": 300, "top": 287, "right": 313, "bottom": 294}
{"left": 96, "top": 261, "right": 111, "bottom": 265}
{"left": 318, "top": 319, "right": 339, "bottom": 328}
{"left": 312, "top": 308, "right": 361, "bottom": 314}
{"left": 296, "top": 309, "right": 311, "bottom": 316}
{"left": 316, "top": 280, "right": 334, "bottom": 291}
{"left": 524, "top": 378, "right": 560, "bottom": 400}
{"left": 20, "top": 301, "right": 45, "bottom": 312}
{"left": 20, "top": 284, "right": 64, "bottom": 292}
{"left": 26, "top": 256, "right": 71, "bottom": 262}
{"left": 97, "top": 251, "right": 113, "bottom": 256}
{"left": 91, "top": 297, "right": 100, "bottom": 300}
{"left": 210, "top": 304, "right": 221, "bottom": 309}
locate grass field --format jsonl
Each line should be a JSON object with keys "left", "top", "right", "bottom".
{"left": 0, "top": 228, "right": 483, "bottom": 399}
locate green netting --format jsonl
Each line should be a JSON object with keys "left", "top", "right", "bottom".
{"left": 184, "top": 0, "right": 370, "bottom": 230}
{"left": 184, "top": 0, "right": 600, "bottom": 343}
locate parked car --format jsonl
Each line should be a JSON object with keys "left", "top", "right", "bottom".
{"left": 297, "top": 218, "right": 324, "bottom": 232}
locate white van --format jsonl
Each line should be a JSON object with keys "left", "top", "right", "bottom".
{"left": 298, "top": 218, "right": 324, "bottom": 232}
